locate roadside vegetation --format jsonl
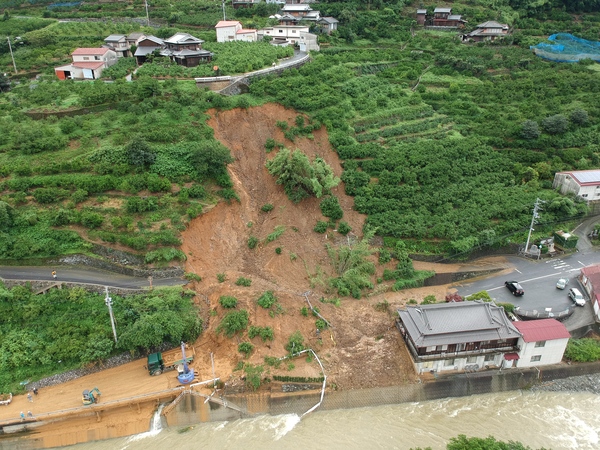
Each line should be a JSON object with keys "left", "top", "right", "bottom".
{"left": 0, "top": 282, "right": 202, "bottom": 393}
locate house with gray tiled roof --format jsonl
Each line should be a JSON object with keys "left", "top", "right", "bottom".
{"left": 396, "top": 301, "right": 522, "bottom": 374}
{"left": 462, "top": 20, "right": 509, "bottom": 42}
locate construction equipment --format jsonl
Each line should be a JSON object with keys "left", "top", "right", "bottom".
{"left": 82, "top": 388, "right": 101, "bottom": 405}
{"left": 146, "top": 343, "right": 195, "bottom": 376}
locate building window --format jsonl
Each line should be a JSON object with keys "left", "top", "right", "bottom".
{"left": 484, "top": 354, "right": 495, "bottom": 362}
{"left": 466, "top": 356, "right": 477, "bottom": 363}
{"left": 531, "top": 355, "right": 542, "bottom": 362}
{"left": 445, "top": 359, "right": 455, "bottom": 366}
{"left": 534, "top": 341, "right": 546, "bottom": 348}
{"left": 83, "top": 57, "right": 89, "bottom": 60}
{"left": 582, "top": 194, "right": 588, "bottom": 198}
{"left": 95, "top": 56, "right": 100, "bottom": 61}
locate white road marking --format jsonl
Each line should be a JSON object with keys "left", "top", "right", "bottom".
{"left": 568, "top": 268, "right": 582, "bottom": 272}
{"left": 553, "top": 264, "right": 569, "bottom": 269}
{"left": 484, "top": 272, "right": 562, "bottom": 293}
{"left": 514, "top": 269, "right": 522, "bottom": 274}
{"left": 578, "top": 261, "right": 585, "bottom": 266}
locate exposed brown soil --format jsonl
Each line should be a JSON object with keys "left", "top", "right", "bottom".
{"left": 0, "top": 103, "right": 513, "bottom": 447}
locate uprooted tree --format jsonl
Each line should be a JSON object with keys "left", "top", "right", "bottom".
{"left": 265, "top": 148, "right": 340, "bottom": 203}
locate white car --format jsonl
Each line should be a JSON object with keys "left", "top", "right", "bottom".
{"left": 568, "top": 288, "right": 586, "bottom": 306}
{"left": 556, "top": 278, "right": 569, "bottom": 290}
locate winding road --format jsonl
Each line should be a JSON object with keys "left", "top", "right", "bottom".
{"left": 0, "top": 265, "right": 185, "bottom": 290}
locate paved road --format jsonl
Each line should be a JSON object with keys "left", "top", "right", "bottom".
{"left": 452, "top": 251, "right": 599, "bottom": 331}
{"left": 0, "top": 266, "right": 185, "bottom": 290}
{"left": 572, "top": 214, "right": 600, "bottom": 253}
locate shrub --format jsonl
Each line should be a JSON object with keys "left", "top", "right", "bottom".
{"left": 238, "top": 342, "right": 254, "bottom": 357}
{"left": 80, "top": 211, "right": 104, "bottom": 229}
{"left": 565, "top": 339, "right": 600, "bottom": 362}
{"left": 248, "top": 236, "right": 259, "bottom": 249}
{"left": 521, "top": 120, "right": 540, "bottom": 140}
{"left": 144, "top": 248, "right": 186, "bottom": 263}
{"left": 265, "top": 138, "right": 276, "bottom": 153}
{"left": 33, "top": 188, "right": 69, "bottom": 204}
{"left": 421, "top": 295, "right": 437, "bottom": 305}
{"left": 217, "top": 273, "right": 226, "bottom": 283}
{"left": 285, "top": 331, "right": 306, "bottom": 354}
{"left": 337, "top": 221, "right": 352, "bottom": 235}
{"left": 217, "top": 310, "right": 249, "bottom": 337}
{"left": 320, "top": 196, "right": 343, "bottom": 220}
{"left": 257, "top": 291, "right": 277, "bottom": 309}
{"left": 315, "top": 319, "right": 327, "bottom": 330}
{"left": 235, "top": 277, "right": 252, "bottom": 287}
{"left": 314, "top": 221, "right": 328, "bottom": 233}
{"left": 219, "top": 296, "right": 238, "bottom": 309}
{"left": 265, "top": 225, "right": 285, "bottom": 243}
{"left": 261, "top": 203, "right": 274, "bottom": 212}
{"left": 571, "top": 109, "right": 589, "bottom": 126}
{"left": 275, "top": 247, "right": 282, "bottom": 254}
{"left": 464, "top": 290, "right": 492, "bottom": 302}
{"left": 300, "top": 306, "right": 309, "bottom": 316}
{"left": 249, "top": 326, "right": 274, "bottom": 342}
{"left": 184, "top": 273, "right": 202, "bottom": 282}
{"left": 541, "top": 114, "right": 568, "bottom": 135}
{"left": 244, "top": 363, "right": 264, "bottom": 391}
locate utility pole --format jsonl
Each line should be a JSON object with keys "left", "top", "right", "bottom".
{"left": 524, "top": 198, "right": 543, "bottom": 255}
{"left": 145, "top": 0, "right": 150, "bottom": 27}
{"left": 222, "top": 1, "right": 226, "bottom": 21}
{"left": 104, "top": 287, "right": 118, "bottom": 344}
{"left": 7, "top": 37, "right": 17, "bottom": 74}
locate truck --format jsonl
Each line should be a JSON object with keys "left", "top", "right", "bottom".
{"left": 146, "top": 344, "right": 195, "bottom": 376}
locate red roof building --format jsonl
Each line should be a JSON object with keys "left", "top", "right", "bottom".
{"left": 513, "top": 319, "right": 570, "bottom": 367}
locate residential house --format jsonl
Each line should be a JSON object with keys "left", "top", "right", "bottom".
{"left": 462, "top": 21, "right": 509, "bottom": 42}
{"left": 299, "top": 31, "right": 319, "bottom": 52}
{"left": 317, "top": 17, "right": 338, "bottom": 35}
{"left": 432, "top": 7, "right": 466, "bottom": 28}
{"left": 579, "top": 264, "right": 600, "bottom": 321}
{"left": 236, "top": 28, "right": 257, "bottom": 42}
{"left": 216, "top": 21, "right": 242, "bottom": 42}
{"left": 215, "top": 21, "right": 257, "bottom": 43}
{"left": 553, "top": 169, "right": 600, "bottom": 203}
{"left": 55, "top": 48, "right": 118, "bottom": 80}
{"left": 259, "top": 25, "right": 310, "bottom": 45}
{"left": 232, "top": 0, "right": 259, "bottom": 8}
{"left": 513, "top": 319, "right": 570, "bottom": 367}
{"left": 396, "top": 301, "right": 521, "bottom": 374}
{"left": 280, "top": 4, "right": 320, "bottom": 21}
{"left": 103, "top": 34, "right": 130, "bottom": 57}
{"left": 416, "top": 9, "right": 427, "bottom": 26}
{"left": 161, "top": 33, "right": 212, "bottom": 67}
{"left": 133, "top": 35, "right": 164, "bottom": 65}
{"left": 126, "top": 32, "right": 146, "bottom": 47}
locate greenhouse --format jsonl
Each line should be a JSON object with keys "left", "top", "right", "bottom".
{"left": 531, "top": 33, "right": 600, "bottom": 62}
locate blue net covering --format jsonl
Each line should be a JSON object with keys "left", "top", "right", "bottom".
{"left": 530, "top": 33, "right": 600, "bottom": 63}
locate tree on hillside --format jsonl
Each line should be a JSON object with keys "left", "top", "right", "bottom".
{"left": 541, "top": 114, "right": 568, "bottom": 135}
{"left": 266, "top": 148, "right": 340, "bottom": 203}
{"left": 521, "top": 120, "right": 540, "bottom": 140}
{"left": 126, "top": 139, "right": 156, "bottom": 169}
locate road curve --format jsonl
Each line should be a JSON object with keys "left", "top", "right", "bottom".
{"left": 0, "top": 265, "right": 185, "bottom": 290}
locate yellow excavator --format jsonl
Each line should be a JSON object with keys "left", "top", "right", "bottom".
{"left": 82, "top": 388, "right": 101, "bottom": 405}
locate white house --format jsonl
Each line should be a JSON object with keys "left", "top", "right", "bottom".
{"left": 216, "top": 20, "right": 242, "bottom": 42}
{"left": 55, "top": 48, "right": 118, "bottom": 80}
{"left": 299, "top": 32, "right": 319, "bottom": 52}
{"left": 553, "top": 169, "right": 600, "bottom": 202}
{"left": 397, "top": 301, "right": 522, "bottom": 374}
{"left": 259, "top": 25, "right": 309, "bottom": 45}
{"left": 236, "top": 29, "right": 257, "bottom": 42}
{"left": 513, "top": 319, "right": 570, "bottom": 367}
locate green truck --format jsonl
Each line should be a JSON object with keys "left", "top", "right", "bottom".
{"left": 146, "top": 344, "right": 196, "bottom": 376}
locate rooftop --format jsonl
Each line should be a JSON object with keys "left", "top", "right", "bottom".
{"left": 164, "top": 33, "right": 203, "bottom": 45}
{"left": 215, "top": 20, "right": 242, "bottom": 28}
{"left": 513, "top": 319, "right": 570, "bottom": 343}
{"left": 561, "top": 169, "right": 600, "bottom": 186}
{"left": 477, "top": 21, "right": 509, "bottom": 29}
{"left": 72, "top": 48, "right": 112, "bottom": 56}
{"left": 398, "top": 301, "right": 521, "bottom": 347}
{"left": 71, "top": 61, "right": 105, "bottom": 70}
{"left": 104, "top": 34, "right": 126, "bottom": 42}
{"left": 434, "top": 7, "right": 452, "bottom": 13}
{"left": 581, "top": 264, "right": 600, "bottom": 291}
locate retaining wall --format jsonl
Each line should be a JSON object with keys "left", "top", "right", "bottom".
{"left": 166, "top": 361, "right": 600, "bottom": 425}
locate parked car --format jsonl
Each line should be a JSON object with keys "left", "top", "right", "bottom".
{"left": 568, "top": 288, "right": 586, "bottom": 306}
{"left": 556, "top": 278, "right": 569, "bottom": 289}
{"left": 505, "top": 281, "right": 524, "bottom": 296}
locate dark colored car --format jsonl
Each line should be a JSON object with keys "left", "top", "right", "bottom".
{"left": 505, "top": 281, "right": 524, "bottom": 296}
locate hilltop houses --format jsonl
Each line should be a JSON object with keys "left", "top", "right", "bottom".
{"left": 161, "top": 32, "right": 213, "bottom": 67}
{"left": 417, "top": 7, "right": 466, "bottom": 28}
{"left": 462, "top": 21, "right": 510, "bottom": 42}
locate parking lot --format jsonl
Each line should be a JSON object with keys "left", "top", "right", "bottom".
{"left": 453, "top": 254, "right": 596, "bottom": 331}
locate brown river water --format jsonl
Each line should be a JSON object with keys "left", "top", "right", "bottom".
{"left": 68, "top": 390, "right": 600, "bottom": 450}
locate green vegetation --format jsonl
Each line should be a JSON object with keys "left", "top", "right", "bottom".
{"left": 257, "top": 291, "right": 277, "bottom": 309}
{"left": 265, "top": 225, "right": 285, "bottom": 243}
{"left": 243, "top": 363, "right": 264, "bottom": 391}
{"left": 320, "top": 196, "right": 343, "bottom": 221}
{"left": 235, "top": 277, "right": 252, "bottom": 287}
{"left": 465, "top": 291, "right": 493, "bottom": 302}
{"left": 248, "top": 325, "right": 274, "bottom": 342}
{"left": 314, "top": 221, "right": 328, "bottom": 234}
{"left": 260, "top": 203, "right": 274, "bottom": 212}
{"left": 265, "top": 148, "right": 340, "bottom": 203}
{"left": 238, "top": 341, "right": 254, "bottom": 358}
{"left": 247, "top": 236, "right": 259, "bottom": 249}
{"left": 0, "top": 283, "right": 201, "bottom": 392}
{"left": 337, "top": 221, "right": 352, "bottom": 236}
{"left": 565, "top": 338, "right": 600, "bottom": 362}
{"left": 216, "top": 310, "right": 249, "bottom": 337}
{"left": 219, "top": 295, "right": 238, "bottom": 309}
{"left": 285, "top": 331, "right": 306, "bottom": 355}
{"left": 184, "top": 272, "right": 202, "bottom": 282}
{"left": 217, "top": 273, "right": 226, "bottom": 283}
